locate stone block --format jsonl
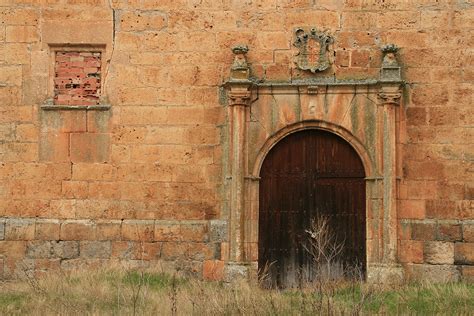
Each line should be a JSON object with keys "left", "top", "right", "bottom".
{"left": 69, "top": 133, "right": 110, "bottom": 163}
{"left": 42, "top": 21, "right": 112, "bottom": 45}
{"left": 5, "top": 219, "right": 35, "bottom": 241}
{"left": 26, "top": 241, "right": 53, "bottom": 259}
{"left": 35, "top": 220, "right": 60, "bottom": 240}
{"left": 224, "top": 263, "right": 250, "bottom": 283}
{"left": 203, "top": 260, "right": 224, "bottom": 281}
{"left": 457, "top": 200, "right": 473, "bottom": 219}
{"left": 34, "top": 259, "right": 61, "bottom": 273}
{"left": 6, "top": 26, "right": 38, "bottom": 43}
{"left": 87, "top": 111, "right": 111, "bottom": 133}
{"left": 60, "top": 221, "right": 95, "bottom": 241}
{"left": 40, "top": 111, "right": 86, "bottom": 134}
{"left": 135, "top": 242, "right": 162, "bottom": 261}
{"left": 154, "top": 222, "right": 181, "bottom": 241}
{"left": 351, "top": 50, "right": 370, "bottom": 67}
{"left": 399, "top": 200, "right": 425, "bottom": 219}
{"left": 411, "top": 223, "right": 436, "bottom": 241}
{"left": 15, "top": 124, "right": 39, "bottom": 142}
{"left": 407, "top": 264, "right": 460, "bottom": 283}
{"left": 0, "top": 65, "right": 22, "bottom": 87}
{"left": 367, "top": 264, "right": 405, "bottom": 284}
{"left": 111, "top": 241, "right": 133, "bottom": 259}
{"left": 61, "top": 181, "right": 89, "bottom": 199}
{"left": 120, "top": 11, "right": 167, "bottom": 32}
{"left": 460, "top": 265, "right": 474, "bottom": 283}
{"left": 39, "top": 132, "right": 70, "bottom": 162}
{"left": 437, "top": 223, "right": 462, "bottom": 242}
{"left": 398, "top": 240, "right": 423, "bottom": 264}
{"left": 72, "top": 163, "right": 116, "bottom": 181}
{"left": 96, "top": 221, "right": 121, "bottom": 240}
{"left": 0, "top": 220, "right": 4, "bottom": 240}
{"left": 0, "top": 241, "right": 27, "bottom": 259}
{"left": 424, "top": 241, "right": 454, "bottom": 265}
{"left": 161, "top": 242, "right": 213, "bottom": 261}
{"left": 425, "top": 200, "right": 457, "bottom": 219}
{"left": 454, "top": 242, "right": 474, "bottom": 265}
{"left": 180, "top": 222, "right": 208, "bottom": 242}
{"left": 122, "top": 220, "right": 154, "bottom": 242}
{"left": 52, "top": 241, "right": 79, "bottom": 259}
{"left": 463, "top": 224, "right": 474, "bottom": 242}
{"left": 209, "top": 220, "right": 227, "bottom": 242}
{"left": 80, "top": 241, "right": 111, "bottom": 259}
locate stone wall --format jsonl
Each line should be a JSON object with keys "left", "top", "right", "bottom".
{"left": 0, "top": 0, "right": 472, "bottom": 281}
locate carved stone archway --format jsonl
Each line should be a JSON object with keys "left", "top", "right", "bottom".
{"left": 223, "top": 44, "right": 404, "bottom": 282}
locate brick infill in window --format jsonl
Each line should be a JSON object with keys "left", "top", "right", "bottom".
{"left": 54, "top": 51, "right": 101, "bottom": 106}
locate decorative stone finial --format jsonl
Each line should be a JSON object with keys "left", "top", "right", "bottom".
{"left": 381, "top": 44, "right": 399, "bottom": 67}
{"left": 230, "top": 45, "right": 250, "bottom": 81}
{"left": 232, "top": 45, "right": 249, "bottom": 56}
{"left": 380, "top": 43, "right": 402, "bottom": 82}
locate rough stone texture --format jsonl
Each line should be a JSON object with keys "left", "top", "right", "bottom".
{"left": 424, "top": 241, "right": 454, "bottom": 265}
{"left": 463, "top": 224, "right": 474, "bottom": 242}
{"left": 0, "top": 1, "right": 472, "bottom": 281}
{"left": 209, "top": 220, "right": 228, "bottom": 242}
{"left": 454, "top": 243, "right": 474, "bottom": 265}
{"left": 80, "top": 241, "right": 112, "bottom": 259}
{"left": 203, "top": 259, "right": 225, "bottom": 281}
{"left": 0, "top": 220, "right": 5, "bottom": 241}
{"left": 406, "top": 264, "right": 460, "bottom": 283}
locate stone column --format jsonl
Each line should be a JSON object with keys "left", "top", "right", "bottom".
{"left": 379, "top": 44, "right": 403, "bottom": 264}
{"left": 379, "top": 84, "right": 402, "bottom": 263}
{"left": 226, "top": 46, "right": 253, "bottom": 264}
{"left": 368, "top": 45, "right": 404, "bottom": 283}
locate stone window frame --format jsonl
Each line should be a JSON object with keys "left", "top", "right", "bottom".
{"left": 42, "top": 44, "right": 110, "bottom": 111}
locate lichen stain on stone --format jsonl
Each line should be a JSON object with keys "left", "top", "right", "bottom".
{"left": 350, "top": 96, "right": 359, "bottom": 133}
{"left": 364, "top": 97, "right": 377, "bottom": 163}
{"left": 92, "top": 111, "right": 111, "bottom": 133}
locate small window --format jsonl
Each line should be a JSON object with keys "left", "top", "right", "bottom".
{"left": 53, "top": 51, "right": 102, "bottom": 106}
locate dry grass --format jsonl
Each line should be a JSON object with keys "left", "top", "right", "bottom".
{"left": 0, "top": 267, "right": 473, "bottom": 315}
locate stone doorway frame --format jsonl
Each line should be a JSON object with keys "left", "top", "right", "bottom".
{"left": 222, "top": 45, "right": 405, "bottom": 282}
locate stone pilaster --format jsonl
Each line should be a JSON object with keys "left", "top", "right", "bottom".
{"left": 378, "top": 44, "right": 403, "bottom": 265}
{"left": 226, "top": 45, "right": 253, "bottom": 263}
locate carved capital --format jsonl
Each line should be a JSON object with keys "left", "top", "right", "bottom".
{"left": 378, "top": 86, "right": 402, "bottom": 106}
{"left": 228, "top": 89, "right": 252, "bottom": 107}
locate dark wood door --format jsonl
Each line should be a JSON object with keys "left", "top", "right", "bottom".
{"left": 258, "top": 130, "right": 366, "bottom": 288}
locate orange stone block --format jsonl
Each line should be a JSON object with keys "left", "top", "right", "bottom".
{"left": 398, "top": 240, "right": 423, "bottom": 264}
{"left": 203, "top": 260, "right": 225, "bottom": 281}
{"left": 70, "top": 133, "right": 110, "bottom": 163}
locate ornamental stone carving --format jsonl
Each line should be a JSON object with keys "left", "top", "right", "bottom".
{"left": 380, "top": 44, "right": 402, "bottom": 82}
{"left": 228, "top": 89, "right": 252, "bottom": 107}
{"left": 230, "top": 45, "right": 250, "bottom": 81}
{"left": 293, "top": 27, "right": 333, "bottom": 73}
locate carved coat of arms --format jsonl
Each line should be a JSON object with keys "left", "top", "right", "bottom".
{"left": 293, "top": 28, "right": 333, "bottom": 73}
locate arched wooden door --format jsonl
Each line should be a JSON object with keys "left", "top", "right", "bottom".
{"left": 258, "top": 129, "right": 366, "bottom": 287}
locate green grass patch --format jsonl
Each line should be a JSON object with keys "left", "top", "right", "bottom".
{"left": 122, "top": 270, "right": 186, "bottom": 290}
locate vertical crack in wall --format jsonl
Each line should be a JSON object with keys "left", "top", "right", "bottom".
{"left": 102, "top": 0, "right": 117, "bottom": 95}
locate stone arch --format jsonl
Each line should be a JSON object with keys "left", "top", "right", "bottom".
{"left": 252, "top": 120, "right": 375, "bottom": 180}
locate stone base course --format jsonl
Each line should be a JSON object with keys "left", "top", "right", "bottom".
{"left": 0, "top": 217, "right": 225, "bottom": 279}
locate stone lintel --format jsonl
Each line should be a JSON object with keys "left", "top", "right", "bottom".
{"left": 41, "top": 104, "right": 112, "bottom": 111}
